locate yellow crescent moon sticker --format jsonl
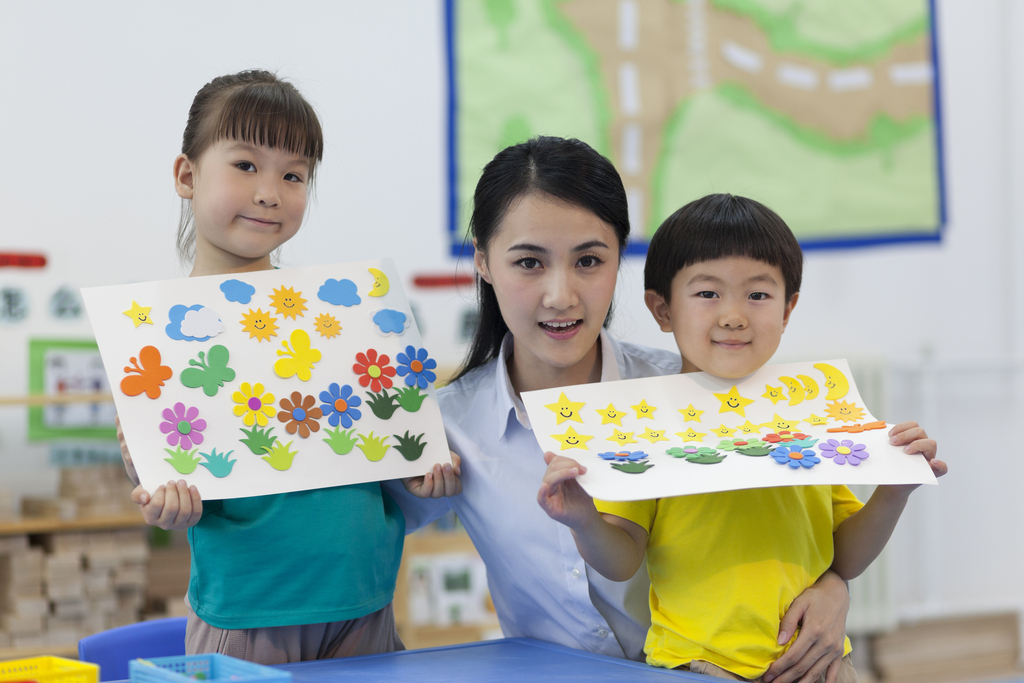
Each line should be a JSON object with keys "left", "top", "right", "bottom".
{"left": 367, "top": 268, "right": 390, "bottom": 297}
{"left": 813, "top": 363, "right": 850, "bottom": 401}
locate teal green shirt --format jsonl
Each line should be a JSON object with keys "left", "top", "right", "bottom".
{"left": 187, "top": 483, "right": 404, "bottom": 629}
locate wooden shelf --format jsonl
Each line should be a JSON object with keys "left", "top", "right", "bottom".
{"left": 0, "top": 511, "right": 145, "bottom": 537}
{"left": 0, "top": 643, "right": 80, "bottom": 660}
{"left": 0, "top": 392, "right": 114, "bottom": 407}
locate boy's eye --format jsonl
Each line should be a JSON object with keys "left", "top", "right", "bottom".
{"left": 236, "top": 161, "right": 256, "bottom": 172}
{"left": 696, "top": 291, "right": 719, "bottom": 299}
{"left": 749, "top": 292, "right": 769, "bottom": 301}
{"left": 515, "top": 257, "right": 541, "bottom": 269}
{"left": 577, "top": 255, "right": 602, "bottom": 268}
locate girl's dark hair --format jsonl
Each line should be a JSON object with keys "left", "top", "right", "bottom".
{"left": 454, "top": 136, "right": 630, "bottom": 382}
{"left": 644, "top": 193, "right": 803, "bottom": 301}
{"left": 176, "top": 70, "right": 324, "bottom": 264}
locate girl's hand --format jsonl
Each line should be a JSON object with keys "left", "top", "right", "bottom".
{"left": 764, "top": 570, "right": 849, "bottom": 683}
{"left": 886, "top": 421, "right": 948, "bottom": 495}
{"left": 132, "top": 480, "right": 203, "bottom": 530}
{"left": 537, "top": 452, "right": 597, "bottom": 531}
{"left": 403, "top": 452, "right": 462, "bottom": 498}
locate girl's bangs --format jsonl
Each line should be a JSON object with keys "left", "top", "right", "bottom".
{"left": 213, "top": 84, "right": 324, "bottom": 163}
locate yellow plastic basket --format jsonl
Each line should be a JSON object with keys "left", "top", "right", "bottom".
{"left": 0, "top": 657, "right": 98, "bottom": 683}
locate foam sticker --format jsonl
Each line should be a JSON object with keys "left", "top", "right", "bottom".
{"left": 163, "top": 447, "right": 200, "bottom": 474}
{"left": 262, "top": 440, "right": 298, "bottom": 470}
{"left": 668, "top": 446, "right": 726, "bottom": 464}
{"left": 220, "top": 279, "right": 255, "bottom": 304}
{"left": 638, "top": 427, "right": 668, "bottom": 444}
{"left": 165, "top": 304, "right": 224, "bottom": 342}
{"left": 278, "top": 391, "right": 323, "bottom": 438}
{"left": 779, "top": 376, "right": 806, "bottom": 406}
{"left": 631, "top": 399, "right": 656, "bottom": 420}
{"left": 159, "top": 402, "right": 206, "bottom": 450}
{"left": 395, "top": 386, "right": 427, "bottom": 412}
{"left": 371, "top": 308, "right": 411, "bottom": 336}
{"left": 120, "top": 346, "right": 173, "bottom": 399}
{"left": 199, "top": 448, "right": 236, "bottom": 478}
{"left": 736, "top": 420, "right": 762, "bottom": 434}
{"left": 804, "top": 413, "right": 830, "bottom": 427}
{"left": 819, "top": 439, "right": 869, "bottom": 466}
{"left": 798, "top": 374, "right": 820, "bottom": 400}
{"left": 552, "top": 426, "right": 592, "bottom": 450}
{"left": 762, "top": 384, "right": 786, "bottom": 404}
{"left": 827, "top": 420, "right": 886, "bottom": 434}
{"left": 314, "top": 312, "right": 342, "bottom": 339}
{"left": 678, "top": 404, "right": 703, "bottom": 422}
{"left": 365, "top": 389, "right": 401, "bottom": 420}
{"left": 239, "top": 308, "right": 279, "bottom": 342}
{"left": 180, "top": 345, "right": 235, "bottom": 397}
{"left": 239, "top": 425, "right": 277, "bottom": 455}
{"left": 709, "top": 424, "right": 737, "bottom": 438}
{"left": 676, "top": 428, "right": 707, "bottom": 442}
{"left": 814, "top": 363, "right": 850, "bottom": 400}
{"left": 763, "top": 414, "right": 801, "bottom": 431}
{"left": 606, "top": 429, "right": 637, "bottom": 446}
{"left": 545, "top": 392, "right": 585, "bottom": 424}
{"left": 356, "top": 431, "right": 391, "bottom": 461}
{"left": 825, "top": 400, "right": 866, "bottom": 423}
{"left": 269, "top": 286, "right": 307, "bottom": 319}
{"left": 353, "top": 349, "right": 396, "bottom": 393}
{"left": 596, "top": 404, "right": 626, "bottom": 426}
{"left": 598, "top": 450, "right": 649, "bottom": 461}
{"left": 123, "top": 301, "right": 153, "bottom": 327}
{"left": 713, "top": 386, "right": 754, "bottom": 416}
{"left": 232, "top": 382, "right": 277, "bottom": 427}
{"left": 318, "top": 278, "right": 361, "bottom": 307}
{"left": 274, "top": 329, "right": 321, "bottom": 381}
{"left": 771, "top": 444, "right": 821, "bottom": 469}
{"left": 323, "top": 427, "right": 358, "bottom": 455}
{"left": 319, "top": 383, "right": 362, "bottom": 428}
{"left": 394, "top": 431, "right": 426, "bottom": 460}
{"left": 396, "top": 346, "right": 437, "bottom": 389}
{"left": 367, "top": 268, "right": 390, "bottom": 297}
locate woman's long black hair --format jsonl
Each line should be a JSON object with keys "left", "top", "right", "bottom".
{"left": 453, "top": 136, "right": 631, "bottom": 382}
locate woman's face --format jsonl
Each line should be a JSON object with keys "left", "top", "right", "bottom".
{"left": 475, "top": 192, "right": 620, "bottom": 387}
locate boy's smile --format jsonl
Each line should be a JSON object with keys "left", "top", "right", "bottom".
{"left": 645, "top": 256, "right": 797, "bottom": 379}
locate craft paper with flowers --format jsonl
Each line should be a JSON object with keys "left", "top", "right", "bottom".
{"left": 520, "top": 359, "right": 937, "bottom": 502}
{"left": 82, "top": 259, "right": 450, "bottom": 500}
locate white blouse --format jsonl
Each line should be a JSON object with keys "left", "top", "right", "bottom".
{"left": 384, "top": 330, "right": 680, "bottom": 660}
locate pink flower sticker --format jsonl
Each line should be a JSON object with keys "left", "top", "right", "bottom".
{"left": 159, "top": 402, "right": 206, "bottom": 450}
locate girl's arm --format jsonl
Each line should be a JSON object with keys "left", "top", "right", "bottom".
{"left": 832, "top": 421, "right": 947, "bottom": 579}
{"left": 537, "top": 453, "right": 648, "bottom": 581}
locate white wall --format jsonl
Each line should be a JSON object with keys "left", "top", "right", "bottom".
{"left": 0, "top": 1, "right": 1018, "bottom": 630}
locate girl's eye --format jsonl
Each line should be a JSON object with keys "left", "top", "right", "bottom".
{"left": 236, "top": 161, "right": 256, "bottom": 172}
{"left": 577, "top": 255, "right": 603, "bottom": 268}
{"left": 696, "top": 291, "right": 719, "bottom": 299}
{"left": 515, "top": 257, "right": 541, "bottom": 270}
{"left": 284, "top": 172, "right": 304, "bottom": 183}
{"left": 749, "top": 292, "right": 769, "bottom": 301}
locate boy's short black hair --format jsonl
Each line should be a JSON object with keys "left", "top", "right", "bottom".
{"left": 644, "top": 193, "right": 803, "bottom": 301}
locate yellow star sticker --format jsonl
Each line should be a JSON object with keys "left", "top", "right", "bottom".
{"left": 545, "top": 392, "right": 585, "bottom": 424}
{"left": 762, "top": 385, "right": 786, "bottom": 404}
{"left": 551, "top": 426, "right": 592, "bottom": 451}
{"left": 736, "top": 420, "right": 762, "bottom": 434}
{"left": 676, "top": 428, "right": 707, "bottom": 442}
{"left": 709, "top": 424, "right": 737, "bottom": 438}
{"left": 678, "top": 404, "right": 704, "bottom": 422}
{"left": 713, "top": 386, "right": 755, "bottom": 416}
{"left": 631, "top": 399, "right": 657, "bottom": 419}
{"left": 606, "top": 429, "right": 637, "bottom": 445}
{"left": 804, "top": 413, "right": 829, "bottom": 427}
{"left": 763, "top": 413, "right": 801, "bottom": 431}
{"left": 595, "top": 403, "right": 625, "bottom": 426}
{"left": 123, "top": 301, "right": 153, "bottom": 327}
{"left": 638, "top": 427, "right": 669, "bottom": 444}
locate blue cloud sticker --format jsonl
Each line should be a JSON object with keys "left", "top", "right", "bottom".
{"left": 166, "top": 304, "right": 225, "bottom": 342}
{"left": 220, "top": 279, "right": 255, "bottom": 304}
{"left": 372, "top": 309, "right": 410, "bottom": 336}
{"left": 318, "top": 278, "right": 361, "bottom": 307}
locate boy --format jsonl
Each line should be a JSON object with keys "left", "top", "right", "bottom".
{"left": 538, "top": 194, "right": 947, "bottom": 682}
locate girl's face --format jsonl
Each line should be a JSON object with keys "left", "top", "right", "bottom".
{"left": 475, "top": 193, "right": 620, "bottom": 391}
{"left": 175, "top": 138, "right": 310, "bottom": 274}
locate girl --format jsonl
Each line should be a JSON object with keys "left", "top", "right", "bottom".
{"left": 118, "top": 70, "right": 451, "bottom": 664}
{"left": 386, "top": 136, "right": 853, "bottom": 683}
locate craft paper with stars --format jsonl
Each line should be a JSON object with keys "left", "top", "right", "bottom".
{"left": 520, "top": 359, "right": 938, "bottom": 502}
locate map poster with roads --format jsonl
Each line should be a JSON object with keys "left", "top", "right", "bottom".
{"left": 447, "top": 0, "right": 945, "bottom": 255}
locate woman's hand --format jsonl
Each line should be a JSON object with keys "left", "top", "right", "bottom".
{"left": 403, "top": 452, "right": 463, "bottom": 498}
{"left": 764, "top": 570, "right": 849, "bottom": 683}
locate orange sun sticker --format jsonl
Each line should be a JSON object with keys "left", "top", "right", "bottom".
{"left": 240, "top": 308, "right": 279, "bottom": 342}
{"left": 314, "top": 312, "right": 341, "bottom": 339}
{"left": 824, "top": 400, "right": 866, "bottom": 423}
{"left": 269, "top": 286, "right": 308, "bottom": 320}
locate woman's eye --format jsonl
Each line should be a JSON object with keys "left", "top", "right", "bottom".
{"left": 236, "top": 161, "right": 256, "bottom": 172}
{"left": 577, "top": 255, "right": 602, "bottom": 268}
{"left": 749, "top": 291, "right": 769, "bottom": 301}
{"left": 516, "top": 257, "right": 541, "bottom": 269}
{"left": 696, "top": 291, "right": 718, "bottom": 299}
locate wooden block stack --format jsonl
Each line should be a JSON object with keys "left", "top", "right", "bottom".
{"left": 146, "top": 546, "right": 191, "bottom": 618}
{"left": 59, "top": 466, "right": 137, "bottom": 517}
{"left": 0, "top": 536, "right": 45, "bottom": 648}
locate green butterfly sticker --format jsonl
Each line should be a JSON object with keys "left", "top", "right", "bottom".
{"left": 181, "top": 345, "right": 236, "bottom": 396}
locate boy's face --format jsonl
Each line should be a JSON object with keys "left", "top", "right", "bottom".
{"left": 644, "top": 256, "right": 798, "bottom": 379}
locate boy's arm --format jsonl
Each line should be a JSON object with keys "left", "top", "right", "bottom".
{"left": 537, "top": 453, "right": 648, "bottom": 581}
{"left": 832, "top": 421, "right": 947, "bottom": 579}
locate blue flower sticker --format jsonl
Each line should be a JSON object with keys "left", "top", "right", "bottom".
{"left": 318, "top": 278, "right": 361, "bottom": 307}
{"left": 771, "top": 444, "right": 821, "bottom": 469}
{"left": 319, "top": 383, "right": 362, "bottom": 428}
{"left": 597, "top": 450, "right": 649, "bottom": 462}
{"left": 219, "top": 279, "right": 255, "bottom": 304}
{"left": 395, "top": 346, "right": 437, "bottom": 389}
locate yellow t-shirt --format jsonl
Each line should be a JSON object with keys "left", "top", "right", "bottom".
{"left": 595, "top": 486, "right": 863, "bottom": 678}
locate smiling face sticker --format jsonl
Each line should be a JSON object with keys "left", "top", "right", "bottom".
{"left": 638, "top": 427, "right": 669, "bottom": 444}
{"left": 552, "top": 426, "right": 592, "bottom": 451}
{"left": 709, "top": 424, "right": 737, "bottom": 438}
{"left": 804, "top": 413, "right": 829, "bottom": 427}
{"left": 762, "top": 385, "right": 786, "bottom": 405}
{"left": 713, "top": 386, "right": 755, "bottom": 417}
{"left": 314, "top": 312, "right": 341, "bottom": 339}
{"left": 631, "top": 400, "right": 657, "bottom": 420}
{"left": 736, "top": 420, "right": 761, "bottom": 434}
{"left": 595, "top": 403, "right": 625, "bottom": 426}
{"left": 123, "top": 301, "right": 153, "bottom": 327}
{"left": 825, "top": 400, "right": 866, "bottom": 423}
{"left": 763, "top": 413, "right": 801, "bottom": 431}
{"left": 270, "top": 286, "right": 308, "bottom": 320}
{"left": 545, "top": 392, "right": 585, "bottom": 424}
{"left": 606, "top": 429, "right": 637, "bottom": 445}
{"left": 678, "top": 404, "right": 703, "bottom": 422}
{"left": 676, "top": 428, "right": 707, "bottom": 442}
{"left": 240, "top": 308, "right": 279, "bottom": 342}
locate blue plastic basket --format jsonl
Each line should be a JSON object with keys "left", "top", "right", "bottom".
{"left": 128, "top": 655, "right": 290, "bottom": 683}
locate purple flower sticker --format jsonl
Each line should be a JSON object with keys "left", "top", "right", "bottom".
{"left": 819, "top": 439, "right": 869, "bottom": 466}
{"left": 159, "top": 402, "right": 206, "bottom": 450}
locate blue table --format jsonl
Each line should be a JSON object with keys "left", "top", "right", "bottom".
{"left": 279, "top": 638, "right": 711, "bottom": 682}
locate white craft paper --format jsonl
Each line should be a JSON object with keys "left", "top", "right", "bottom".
{"left": 81, "top": 259, "right": 449, "bottom": 500}
{"left": 521, "top": 359, "right": 937, "bottom": 502}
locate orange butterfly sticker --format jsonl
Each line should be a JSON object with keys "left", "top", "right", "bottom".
{"left": 121, "top": 346, "right": 173, "bottom": 399}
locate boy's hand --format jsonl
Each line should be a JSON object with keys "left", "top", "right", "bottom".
{"left": 537, "top": 452, "right": 599, "bottom": 531}
{"left": 403, "top": 452, "right": 462, "bottom": 498}
{"left": 887, "top": 421, "right": 947, "bottom": 494}
{"left": 132, "top": 480, "right": 203, "bottom": 530}
{"left": 765, "top": 570, "right": 848, "bottom": 683}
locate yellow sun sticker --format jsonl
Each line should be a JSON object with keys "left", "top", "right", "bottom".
{"left": 240, "top": 308, "right": 279, "bottom": 342}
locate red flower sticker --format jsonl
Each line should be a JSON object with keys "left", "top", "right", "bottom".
{"left": 353, "top": 348, "right": 397, "bottom": 393}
